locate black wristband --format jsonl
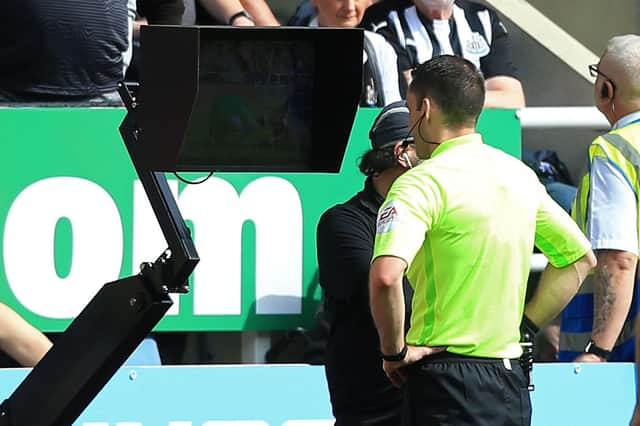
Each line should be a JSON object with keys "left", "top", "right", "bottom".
{"left": 521, "top": 314, "right": 539, "bottom": 336}
{"left": 381, "top": 344, "right": 407, "bottom": 362}
{"left": 584, "top": 340, "right": 611, "bottom": 360}
{"left": 228, "top": 10, "right": 252, "bottom": 25}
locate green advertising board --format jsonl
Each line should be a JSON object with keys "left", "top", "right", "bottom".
{"left": 0, "top": 107, "right": 520, "bottom": 331}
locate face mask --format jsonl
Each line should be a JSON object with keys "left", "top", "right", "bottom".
{"left": 417, "top": 0, "right": 454, "bottom": 9}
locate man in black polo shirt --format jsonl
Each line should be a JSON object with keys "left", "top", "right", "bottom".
{"left": 316, "top": 101, "right": 418, "bottom": 425}
{"left": 361, "top": 0, "right": 525, "bottom": 108}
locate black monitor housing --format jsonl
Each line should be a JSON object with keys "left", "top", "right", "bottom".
{"left": 137, "top": 26, "right": 363, "bottom": 172}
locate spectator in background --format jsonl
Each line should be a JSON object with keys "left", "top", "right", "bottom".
{"left": 185, "top": 0, "right": 280, "bottom": 25}
{"left": 297, "top": 0, "right": 402, "bottom": 107}
{"left": 127, "top": 0, "right": 185, "bottom": 84}
{"left": 0, "top": 0, "right": 131, "bottom": 105}
{"left": 0, "top": 298, "right": 160, "bottom": 367}
{"left": 138, "top": 0, "right": 185, "bottom": 24}
{"left": 289, "top": 0, "right": 383, "bottom": 25}
{"left": 559, "top": 35, "right": 640, "bottom": 363}
{"left": 0, "top": 302, "right": 52, "bottom": 367}
{"left": 360, "top": 0, "right": 525, "bottom": 108}
{"left": 317, "top": 101, "right": 417, "bottom": 425}
{"left": 130, "top": 0, "right": 280, "bottom": 85}
{"left": 287, "top": 0, "right": 317, "bottom": 25}
{"left": 135, "top": 0, "right": 185, "bottom": 38}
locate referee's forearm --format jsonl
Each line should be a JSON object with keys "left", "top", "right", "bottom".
{"left": 370, "top": 258, "right": 406, "bottom": 355}
{"left": 525, "top": 251, "right": 596, "bottom": 328}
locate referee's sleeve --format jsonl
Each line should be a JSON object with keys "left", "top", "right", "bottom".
{"left": 534, "top": 185, "right": 591, "bottom": 268}
{"left": 373, "top": 173, "right": 440, "bottom": 267}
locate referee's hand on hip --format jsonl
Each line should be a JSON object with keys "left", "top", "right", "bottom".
{"left": 383, "top": 345, "right": 447, "bottom": 388}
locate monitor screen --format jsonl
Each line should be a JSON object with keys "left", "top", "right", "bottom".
{"left": 179, "top": 38, "right": 315, "bottom": 171}
{"left": 138, "top": 26, "right": 362, "bottom": 173}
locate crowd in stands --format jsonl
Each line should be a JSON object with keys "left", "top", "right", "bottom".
{"left": 0, "top": 0, "right": 525, "bottom": 109}
{"left": 1, "top": 1, "right": 639, "bottom": 412}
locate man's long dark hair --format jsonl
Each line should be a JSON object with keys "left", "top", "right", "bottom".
{"left": 410, "top": 55, "right": 485, "bottom": 127}
{"left": 358, "top": 146, "right": 397, "bottom": 177}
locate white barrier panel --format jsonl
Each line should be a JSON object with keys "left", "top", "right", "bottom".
{"left": 0, "top": 364, "right": 635, "bottom": 426}
{"left": 517, "top": 107, "right": 609, "bottom": 129}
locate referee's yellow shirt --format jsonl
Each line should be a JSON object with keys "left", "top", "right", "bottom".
{"left": 373, "top": 133, "right": 591, "bottom": 358}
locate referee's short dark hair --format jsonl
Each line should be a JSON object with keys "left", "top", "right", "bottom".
{"left": 410, "top": 55, "right": 485, "bottom": 128}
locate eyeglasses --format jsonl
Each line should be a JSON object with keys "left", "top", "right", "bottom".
{"left": 589, "top": 64, "right": 616, "bottom": 88}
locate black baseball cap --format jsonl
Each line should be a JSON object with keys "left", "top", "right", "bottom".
{"left": 368, "top": 100, "right": 411, "bottom": 149}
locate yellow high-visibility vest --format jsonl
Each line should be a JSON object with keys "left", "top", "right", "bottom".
{"left": 572, "top": 124, "right": 640, "bottom": 250}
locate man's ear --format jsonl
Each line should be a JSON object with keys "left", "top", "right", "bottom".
{"left": 600, "top": 80, "right": 614, "bottom": 101}
{"left": 394, "top": 142, "right": 414, "bottom": 168}
{"left": 421, "top": 97, "right": 431, "bottom": 118}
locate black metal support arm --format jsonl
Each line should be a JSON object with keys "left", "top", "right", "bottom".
{"left": 0, "top": 83, "right": 200, "bottom": 426}
{"left": 118, "top": 83, "right": 199, "bottom": 293}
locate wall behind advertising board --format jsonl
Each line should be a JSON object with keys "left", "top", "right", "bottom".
{"left": 0, "top": 107, "right": 519, "bottom": 332}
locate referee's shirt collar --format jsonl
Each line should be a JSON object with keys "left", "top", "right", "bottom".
{"left": 429, "top": 132, "right": 483, "bottom": 158}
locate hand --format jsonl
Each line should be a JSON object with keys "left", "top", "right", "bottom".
{"left": 383, "top": 344, "right": 446, "bottom": 388}
{"left": 230, "top": 16, "right": 255, "bottom": 26}
{"left": 630, "top": 404, "right": 640, "bottom": 426}
{"left": 573, "top": 352, "right": 606, "bottom": 363}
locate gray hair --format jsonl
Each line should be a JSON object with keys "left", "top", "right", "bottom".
{"left": 603, "top": 35, "right": 640, "bottom": 99}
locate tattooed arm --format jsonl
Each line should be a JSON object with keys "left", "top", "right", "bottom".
{"left": 575, "top": 249, "right": 637, "bottom": 362}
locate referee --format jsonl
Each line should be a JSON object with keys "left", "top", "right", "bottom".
{"left": 369, "top": 55, "right": 596, "bottom": 425}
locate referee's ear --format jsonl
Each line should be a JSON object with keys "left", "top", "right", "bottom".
{"left": 420, "top": 97, "right": 431, "bottom": 115}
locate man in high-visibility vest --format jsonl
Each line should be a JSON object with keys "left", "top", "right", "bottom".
{"left": 560, "top": 35, "right": 640, "bottom": 363}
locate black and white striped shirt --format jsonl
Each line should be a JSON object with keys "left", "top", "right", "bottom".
{"left": 361, "top": 0, "right": 517, "bottom": 92}
{"left": 0, "top": 0, "right": 129, "bottom": 97}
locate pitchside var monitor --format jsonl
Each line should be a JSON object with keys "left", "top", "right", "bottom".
{"left": 137, "top": 25, "right": 363, "bottom": 173}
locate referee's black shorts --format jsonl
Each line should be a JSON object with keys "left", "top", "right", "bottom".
{"left": 402, "top": 352, "right": 531, "bottom": 426}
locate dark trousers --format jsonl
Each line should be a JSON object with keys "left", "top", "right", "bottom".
{"left": 332, "top": 386, "right": 403, "bottom": 426}
{"left": 402, "top": 352, "right": 532, "bottom": 426}
{"left": 334, "top": 407, "right": 402, "bottom": 426}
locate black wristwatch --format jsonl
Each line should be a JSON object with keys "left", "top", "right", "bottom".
{"left": 584, "top": 340, "right": 611, "bottom": 361}
{"left": 381, "top": 344, "right": 407, "bottom": 362}
{"left": 228, "top": 10, "right": 253, "bottom": 25}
